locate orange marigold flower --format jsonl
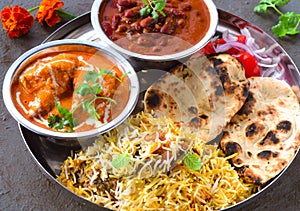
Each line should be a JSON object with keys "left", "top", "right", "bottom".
{"left": 1, "top": 5, "right": 34, "bottom": 38}
{"left": 36, "top": 0, "right": 64, "bottom": 27}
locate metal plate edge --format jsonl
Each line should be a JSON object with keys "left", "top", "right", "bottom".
{"left": 19, "top": 9, "right": 300, "bottom": 211}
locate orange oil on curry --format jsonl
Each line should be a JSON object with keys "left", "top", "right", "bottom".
{"left": 10, "top": 51, "right": 130, "bottom": 132}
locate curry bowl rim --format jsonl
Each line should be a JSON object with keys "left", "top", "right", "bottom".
{"left": 2, "top": 39, "right": 140, "bottom": 139}
{"left": 90, "top": 0, "right": 219, "bottom": 61}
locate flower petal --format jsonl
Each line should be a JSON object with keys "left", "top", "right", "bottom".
{"left": 1, "top": 5, "right": 34, "bottom": 38}
{"left": 36, "top": 0, "right": 64, "bottom": 27}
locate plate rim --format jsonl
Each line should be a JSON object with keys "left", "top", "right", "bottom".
{"left": 19, "top": 9, "right": 300, "bottom": 211}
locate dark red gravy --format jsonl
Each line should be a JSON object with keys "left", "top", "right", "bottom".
{"left": 99, "top": 0, "right": 211, "bottom": 55}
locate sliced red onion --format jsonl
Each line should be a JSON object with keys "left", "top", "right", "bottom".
{"left": 214, "top": 41, "right": 281, "bottom": 68}
{"left": 210, "top": 27, "right": 284, "bottom": 76}
{"left": 258, "top": 62, "right": 279, "bottom": 68}
{"left": 241, "top": 28, "right": 261, "bottom": 51}
{"left": 254, "top": 48, "right": 266, "bottom": 54}
{"left": 214, "top": 41, "right": 252, "bottom": 53}
{"left": 261, "top": 67, "right": 276, "bottom": 77}
{"left": 264, "top": 43, "right": 280, "bottom": 55}
{"left": 210, "top": 36, "right": 219, "bottom": 42}
{"left": 222, "top": 30, "right": 238, "bottom": 42}
{"left": 240, "top": 28, "right": 251, "bottom": 37}
{"left": 262, "top": 66, "right": 285, "bottom": 80}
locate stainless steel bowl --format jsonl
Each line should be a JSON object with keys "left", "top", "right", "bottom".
{"left": 91, "top": 0, "right": 218, "bottom": 70}
{"left": 3, "top": 39, "right": 139, "bottom": 141}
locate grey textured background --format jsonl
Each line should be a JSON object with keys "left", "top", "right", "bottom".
{"left": 0, "top": 0, "right": 299, "bottom": 210}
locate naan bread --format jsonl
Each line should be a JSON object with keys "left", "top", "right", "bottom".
{"left": 220, "top": 77, "right": 300, "bottom": 185}
{"left": 144, "top": 53, "right": 249, "bottom": 142}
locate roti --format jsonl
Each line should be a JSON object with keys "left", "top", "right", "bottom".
{"left": 220, "top": 77, "right": 300, "bottom": 185}
{"left": 144, "top": 53, "right": 249, "bottom": 142}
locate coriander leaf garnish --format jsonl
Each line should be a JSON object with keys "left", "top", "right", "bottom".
{"left": 84, "top": 70, "right": 99, "bottom": 83}
{"left": 75, "top": 83, "right": 96, "bottom": 96}
{"left": 74, "top": 69, "right": 119, "bottom": 120}
{"left": 75, "top": 74, "right": 117, "bottom": 120}
{"left": 82, "top": 99, "right": 100, "bottom": 120}
{"left": 47, "top": 68, "right": 124, "bottom": 132}
{"left": 112, "top": 153, "right": 131, "bottom": 169}
{"left": 48, "top": 102, "right": 77, "bottom": 132}
{"left": 254, "top": 0, "right": 300, "bottom": 37}
{"left": 183, "top": 152, "right": 203, "bottom": 171}
{"left": 140, "top": 0, "right": 166, "bottom": 21}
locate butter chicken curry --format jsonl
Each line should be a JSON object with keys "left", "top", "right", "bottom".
{"left": 11, "top": 52, "right": 130, "bottom": 132}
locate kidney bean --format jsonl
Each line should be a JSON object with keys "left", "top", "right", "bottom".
{"left": 153, "top": 24, "right": 162, "bottom": 32}
{"left": 160, "top": 17, "right": 176, "bottom": 35}
{"left": 140, "top": 17, "right": 155, "bottom": 29}
{"left": 170, "top": 8, "right": 187, "bottom": 19}
{"left": 111, "top": 0, "right": 118, "bottom": 8}
{"left": 160, "top": 25, "right": 170, "bottom": 34}
{"left": 181, "top": 3, "right": 192, "bottom": 11}
{"left": 124, "top": 6, "right": 141, "bottom": 18}
{"left": 152, "top": 46, "right": 162, "bottom": 52}
{"left": 137, "top": 36, "right": 155, "bottom": 47}
{"left": 177, "top": 18, "right": 185, "bottom": 27}
{"left": 111, "top": 36, "right": 118, "bottom": 41}
{"left": 130, "top": 21, "right": 141, "bottom": 32}
{"left": 159, "top": 36, "right": 168, "bottom": 46}
{"left": 112, "top": 14, "right": 121, "bottom": 29}
{"left": 127, "top": 43, "right": 135, "bottom": 51}
{"left": 143, "top": 28, "right": 151, "bottom": 33}
{"left": 121, "top": 17, "right": 133, "bottom": 24}
{"left": 116, "top": 24, "right": 128, "bottom": 33}
{"left": 165, "top": 3, "right": 176, "bottom": 8}
{"left": 117, "top": 0, "right": 137, "bottom": 8}
{"left": 102, "top": 22, "right": 113, "bottom": 37}
{"left": 126, "top": 33, "right": 136, "bottom": 41}
{"left": 117, "top": 4, "right": 125, "bottom": 13}
{"left": 156, "top": 15, "right": 166, "bottom": 25}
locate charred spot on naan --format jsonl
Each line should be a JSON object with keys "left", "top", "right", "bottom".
{"left": 212, "top": 79, "right": 224, "bottom": 96}
{"left": 257, "top": 105, "right": 279, "bottom": 121}
{"left": 144, "top": 89, "right": 162, "bottom": 109}
{"left": 257, "top": 150, "right": 279, "bottom": 160}
{"left": 224, "top": 141, "right": 243, "bottom": 155}
{"left": 276, "top": 120, "right": 292, "bottom": 132}
{"left": 258, "top": 131, "right": 280, "bottom": 146}
{"left": 220, "top": 132, "right": 243, "bottom": 156}
{"left": 220, "top": 77, "right": 300, "bottom": 185}
{"left": 188, "top": 106, "right": 198, "bottom": 114}
{"left": 237, "top": 156, "right": 290, "bottom": 185}
{"left": 236, "top": 91, "right": 256, "bottom": 117}
{"left": 237, "top": 167, "right": 264, "bottom": 185}
{"left": 145, "top": 53, "right": 249, "bottom": 142}
{"left": 188, "top": 114, "right": 210, "bottom": 130}
{"left": 209, "top": 55, "right": 224, "bottom": 67}
{"left": 208, "top": 53, "right": 250, "bottom": 97}
{"left": 245, "top": 121, "right": 267, "bottom": 138}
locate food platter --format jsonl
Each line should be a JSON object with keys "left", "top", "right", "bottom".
{"left": 18, "top": 10, "right": 300, "bottom": 210}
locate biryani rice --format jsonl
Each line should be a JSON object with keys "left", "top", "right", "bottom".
{"left": 57, "top": 112, "right": 259, "bottom": 210}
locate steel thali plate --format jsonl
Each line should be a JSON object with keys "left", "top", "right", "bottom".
{"left": 19, "top": 10, "right": 300, "bottom": 211}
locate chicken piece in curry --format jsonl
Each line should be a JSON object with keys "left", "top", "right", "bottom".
{"left": 11, "top": 52, "right": 129, "bottom": 132}
{"left": 19, "top": 53, "right": 85, "bottom": 117}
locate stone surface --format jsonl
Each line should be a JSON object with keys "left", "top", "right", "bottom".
{"left": 0, "top": 0, "right": 299, "bottom": 210}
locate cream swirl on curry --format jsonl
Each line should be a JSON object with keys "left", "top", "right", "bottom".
{"left": 11, "top": 52, "right": 130, "bottom": 132}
